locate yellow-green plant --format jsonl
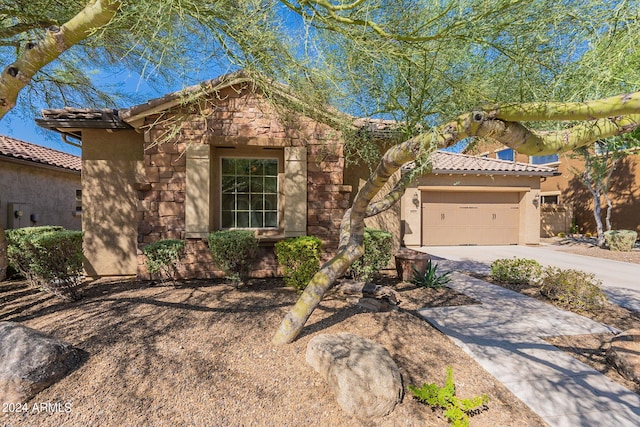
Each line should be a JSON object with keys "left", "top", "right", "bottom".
{"left": 408, "top": 366, "right": 489, "bottom": 427}
{"left": 409, "top": 366, "right": 489, "bottom": 427}
{"left": 275, "top": 236, "right": 323, "bottom": 291}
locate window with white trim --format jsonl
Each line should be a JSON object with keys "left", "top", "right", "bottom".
{"left": 496, "top": 148, "right": 514, "bottom": 161}
{"left": 221, "top": 158, "right": 279, "bottom": 229}
{"left": 530, "top": 154, "right": 559, "bottom": 165}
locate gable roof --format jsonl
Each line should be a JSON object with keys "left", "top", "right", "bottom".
{"left": 431, "top": 151, "right": 557, "bottom": 176}
{"left": 0, "top": 135, "right": 81, "bottom": 172}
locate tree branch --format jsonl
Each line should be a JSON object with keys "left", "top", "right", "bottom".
{"left": 0, "top": 0, "right": 121, "bottom": 119}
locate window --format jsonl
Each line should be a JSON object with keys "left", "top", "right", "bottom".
{"left": 221, "top": 158, "right": 278, "bottom": 229}
{"left": 530, "top": 154, "right": 559, "bottom": 165}
{"left": 74, "top": 189, "right": 82, "bottom": 216}
{"left": 541, "top": 195, "right": 559, "bottom": 204}
{"left": 496, "top": 148, "right": 514, "bottom": 161}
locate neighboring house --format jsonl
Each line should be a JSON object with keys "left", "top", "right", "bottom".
{"left": 37, "top": 74, "right": 353, "bottom": 279}
{"left": 0, "top": 135, "right": 81, "bottom": 231}
{"left": 466, "top": 140, "right": 640, "bottom": 235}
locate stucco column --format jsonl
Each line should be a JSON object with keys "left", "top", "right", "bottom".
{"left": 283, "top": 146, "right": 307, "bottom": 237}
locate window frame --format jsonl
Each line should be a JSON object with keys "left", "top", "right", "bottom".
{"left": 529, "top": 154, "right": 560, "bottom": 165}
{"left": 218, "top": 155, "right": 281, "bottom": 231}
{"left": 496, "top": 148, "right": 515, "bottom": 162}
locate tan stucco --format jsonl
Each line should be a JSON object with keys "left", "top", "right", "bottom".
{"left": 185, "top": 144, "right": 211, "bottom": 238}
{"left": 0, "top": 158, "right": 81, "bottom": 230}
{"left": 401, "top": 174, "right": 542, "bottom": 246}
{"left": 82, "top": 129, "right": 143, "bottom": 277}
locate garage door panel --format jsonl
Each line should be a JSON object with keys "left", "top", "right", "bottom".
{"left": 421, "top": 191, "right": 520, "bottom": 246}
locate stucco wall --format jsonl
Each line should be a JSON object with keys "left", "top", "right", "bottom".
{"left": 82, "top": 129, "right": 143, "bottom": 277}
{"left": 0, "top": 158, "right": 80, "bottom": 230}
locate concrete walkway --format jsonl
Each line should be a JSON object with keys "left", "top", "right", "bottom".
{"left": 414, "top": 249, "right": 640, "bottom": 427}
{"left": 417, "top": 245, "right": 640, "bottom": 312}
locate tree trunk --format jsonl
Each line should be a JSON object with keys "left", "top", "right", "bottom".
{"left": 0, "top": 225, "right": 7, "bottom": 282}
{"left": 593, "top": 192, "right": 606, "bottom": 248}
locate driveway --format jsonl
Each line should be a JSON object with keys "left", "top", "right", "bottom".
{"left": 414, "top": 244, "right": 640, "bottom": 312}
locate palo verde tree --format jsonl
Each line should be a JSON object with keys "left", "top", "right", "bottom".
{"left": 271, "top": 0, "right": 640, "bottom": 344}
{"left": 570, "top": 132, "right": 640, "bottom": 248}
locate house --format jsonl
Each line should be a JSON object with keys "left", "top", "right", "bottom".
{"left": 36, "top": 74, "right": 559, "bottom": 279}
{"left": 466, "top": 139, "right": 640, "bottom": 235}
{"left": 0, "top": 135, "right": 81, "bottom": 231}
{"left": 37, "top": 74, "right": 353, "bottom": 279}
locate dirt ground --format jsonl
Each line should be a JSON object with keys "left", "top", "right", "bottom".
{"left": 1, "top": 277, "right": 545, "bottom": 427}
{"left": 542, "top": 236, "right": 640, "bottom": 264}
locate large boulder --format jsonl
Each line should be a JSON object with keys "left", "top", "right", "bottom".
{"left": 0, "top": 321, "right": 83, "bottom": 402}
{"left": 306, "top": 333, "right": 403, "bottom": 420}
{"left": 607, "top": 328, "right": 640, "bottom": 384}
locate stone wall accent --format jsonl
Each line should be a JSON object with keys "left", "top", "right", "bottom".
{"left": 135, "top": 85, "right": 351, "bottom": 278}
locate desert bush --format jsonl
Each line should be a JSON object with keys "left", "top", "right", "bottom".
{"left": 490, "top": 258, "right": 542, "bottom": 285}
{"left": 350, "top": 228, "right": 393, "bottom": 282}
{"left": 540, "top": 267, "right": 607, "bottom": 310}
{"left": 207, "top": 230, "right": 258, "bottom": 286}
{"left": 6, "top": 227, "right": 82, "bottom": 300}
{"left": 143, "top": 239, "right": 186, "bottom": 284}
{"left": 604, "top": 230, "right": 638, "bottom": 252}
{"left": 409, "top": 366, "right": 489, "bottom": 427}
{"left": 557, "top": 232, "right": 566, "bottom": 238}
{"left": 410, "top": 260, "right": 451, "bottom": 288}
{"left": 275, "top": 236, "right": 323, "bottom": 291}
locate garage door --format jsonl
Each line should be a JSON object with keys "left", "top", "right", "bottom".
{"left": 421, "top": 191, "right": 520, "bottom": 245}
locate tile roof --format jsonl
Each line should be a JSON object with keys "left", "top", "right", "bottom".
{"left": 0, "top": 135, "right": 81, "bottom": 172}
{"left": 431, "top": 151, "right": 557, "bottom": 176}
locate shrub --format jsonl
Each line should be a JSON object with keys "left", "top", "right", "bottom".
{"left": 6, "top": 227, "right": 82, "bottom": 301}
{"left": 207, "top": 230, "right": 258, "bottom": 286}
{"left": 409, "top": 366, "right": 489, "bottom": 427}
{"left": 410, "top": 260, "right": 451, "bottom": 288}
{"left": 350, "top": 228, "right": 393, "bottom": 282}
{"left": 490, "top": 258, "right": 542, "bottom": 285}
{"left": 275, "top": 236, "right": 322, "bottom": 291}
{"left": 604, "top": 230, "right": 638, "bottom": 252}
{"left": 557, "top": 232, "right": 566, "bottom": 238}
{"left": 540, "top": 267, "right": 607, "bottom": 310}
{"left": 142, "top": 239, "right": 186, "bottom": 284}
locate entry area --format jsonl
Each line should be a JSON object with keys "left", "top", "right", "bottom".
{"left": 421, "top": 191, "right": 521, "bottom": 246}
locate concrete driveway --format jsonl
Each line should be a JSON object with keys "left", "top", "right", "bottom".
{"left": 414, "top": 244, "right": 640, "bottom": 312}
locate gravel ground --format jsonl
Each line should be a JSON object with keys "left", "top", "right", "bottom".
{"left": 0, "top": 278, "right": 545, "bottom": 427}
{"left": 542, "top": 236, "right": 640, "bottom": 264}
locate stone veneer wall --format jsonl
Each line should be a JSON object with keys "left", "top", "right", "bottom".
{"left": 136, "top": 85, "right": 351, "bottom": 279}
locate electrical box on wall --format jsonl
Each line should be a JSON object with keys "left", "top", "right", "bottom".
{"left": 7, "top": 202, "right": 32, "bottom": 229}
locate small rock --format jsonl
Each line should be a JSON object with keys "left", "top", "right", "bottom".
{"left": 0, "top": 321, "right": 84, "bottom": 402}
{"left": 607, "top": 328, "right": 640, "bottom": 384}
{"left": 306, "top": 332, "right": 403, "bottom": 420}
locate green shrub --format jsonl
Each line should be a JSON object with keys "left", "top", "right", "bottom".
{"left": 7, "top": 227, "right": 82, "bottom": 301}
{"left": 207, "top": 230, "right": 258, "bottom": 286}
{"left": 604, "top": 230, "right": 638, "bottom": 252}
{"left": 142, "top": 239, "right": 186, "bottom": 284}
{"left": 350, "top": 228, "right": 393, "bottom": 282}
{"left": 540, "top": 267, "right": 607, "bottom": 310}
{"left": 410, "top": 260, "right": 451, "bottom": 288}
{"left": 490, "top": 258, "right": 542, "bottom": 285}
{"left": 557, "top": 232, "right": 566, "bottom": 238}
{"left": 409, "top": 366, "right": 489, "bottom": 427}
{"left": 275, "top": 236, "right": 322, "bottom": 291}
